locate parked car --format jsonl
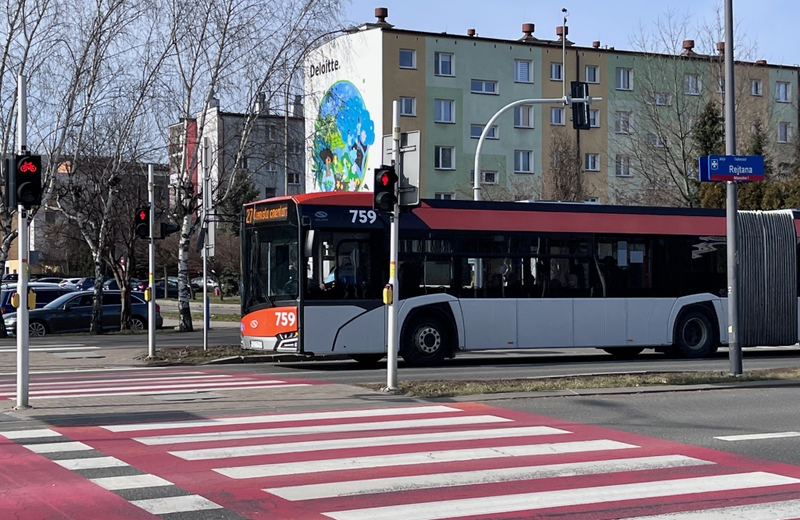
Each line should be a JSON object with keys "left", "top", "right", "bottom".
{"left": 3, "top": 290, "right": 162, "bottom": 337}
{"left": 103, "top": 278, "right": 142, "bottom": 291}
{"left": 34, "top": 277, "right": 66, "bottom": 284}
{"left": 153, "top": 278, "right": 194, "bottom": 299}
{"left": 59, "top": 278, "right": 82, "bottom": 289}
{"left": 190, "top": 277, "right": 220, "bottom": 292}
{"left": 0, "top": 283, "right": 77, "bottom": 315}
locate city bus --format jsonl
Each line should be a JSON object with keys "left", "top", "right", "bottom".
{"left": 241, "top": 192, "right": 800, "bottom": 366}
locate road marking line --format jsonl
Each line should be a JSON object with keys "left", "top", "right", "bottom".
{"left": 215, "top": 439, "right": 634, "bottom": 479}
{"left": 131, "top": 495, "right": 222, "bottom": 515}
{"left": 104, "top": 405, "right": 462, "bottom": 432}
{"left": 622, "top": 498, "right": 800, "bottom": 519}
{"left": 715, "top": 431, "right": 800, "bottom": 441}
{"left": 175, "top": 425, "right": 571, "bottom": 461}
{"left": 0, "top": 367, "right": 202, "bottom": 377}
{"left": 0, "top": 428, "right": 62, "bottom": 440}
{"left": 0, "top": 346, "right": 100, "bottom": 353}
{"left": 0, "top": 374, "right": 238, "bottom": 389}
{"left": 91, "top": 474, "right": 172, "bottom": 490}
{"left": 55, "top": 456, "right": 129, "bottom": 470}
{"left": 266, "top": 454, "right": 713, "bottom": 501}
{"left": 12, "top": 383, "right": 311, "bottom": 400}
{"left": 136, "top": 415, "right": 512, "bottom": 446}
{"left": 26, "top": 441, "right": 92, "bottom": 453}
{"left": 321, "top": 472, "right": 800, "bottom": 520}
{"left": 0, "top": 379, "right": 286, "bottom": 397}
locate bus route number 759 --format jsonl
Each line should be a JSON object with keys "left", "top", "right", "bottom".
{"left": 275, "top": 310, "right": 296, "bottom": 327}
{"left": 349, "top": 209, "right": 377, "bottom": 224}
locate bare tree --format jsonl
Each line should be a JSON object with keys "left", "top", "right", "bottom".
{"left": 543, "top": 128, "right": 585, "bottom": 201}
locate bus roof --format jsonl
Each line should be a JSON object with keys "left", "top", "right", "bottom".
{"left": 245, "top": 192, "right": 800, "bottom": 237}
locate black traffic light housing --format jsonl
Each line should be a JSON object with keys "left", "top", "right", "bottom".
{"left": 160, "top": 222, "right": 180, "bottom": 239}
{"left": 570, "top": 81, "right": 591, "bottom": 130}
{"left": 135, "top": 205, "right": 150, "bottom": 238}
{"left": 14, "top": 154, "right": 42, "bottom": 209}
{"left": 373, "top": 165, "right": 398, "bottom": 214}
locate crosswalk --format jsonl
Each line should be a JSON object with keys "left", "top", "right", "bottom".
{"left": 4, "top": 403, "right": 800, "bottom": 519}
{"left": 0, "top": 367, "right": 324, "bottom": 400}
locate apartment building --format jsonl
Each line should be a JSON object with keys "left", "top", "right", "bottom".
{"left": 305, "top": 8, "right": 799, "bottom": 205}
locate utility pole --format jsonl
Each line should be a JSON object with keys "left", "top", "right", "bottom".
{"left": 15, "top": 74, "right": 30, "bottom": 410}
{"left": 147, "top": 165, "right": 156, "bottom": 358}
{"left": 384, "top": 100, "right": 401, "bottom": 392}
{"left": 724, "top": 0, "right": 742, "bottom": 375}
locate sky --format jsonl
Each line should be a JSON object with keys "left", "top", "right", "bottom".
{"left": 344, "top": 0, "right": 800, "bottom": 66}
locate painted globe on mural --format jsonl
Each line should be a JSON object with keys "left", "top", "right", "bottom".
{"left": 312, "top": 81, "right": 375, "bottom": 192}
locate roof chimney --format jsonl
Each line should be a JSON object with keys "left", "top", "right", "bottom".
{"left": 254, "top": 91, "right": 266, "bottom": 114}
{"left": 716, "top": 42, "right": 725, "bottom": 55}
{"left": 467, "top": 28, "right": 476, "bottom": 37}
{"left": 592, "top": 40, "right": 600, "bottom": 49}
{"left": 556, "top": 25, "right": 568, "bottom": 39}
{"left": 756, "top": 59, "right": 767, "bottom": 65}
{"left": 520, "top": 23, "right": 536, "bottom": 41}
{"left": 374, "top": 7, "right": 390, "bottom": 26}
{"left": 681, "top": 39, "right": 695, "bottom": 55}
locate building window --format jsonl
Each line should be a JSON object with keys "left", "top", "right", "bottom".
{"left": 750, "top": 79, "right": 763, "bottom": 96}
{"left": 778, "top": 122, "right": 792, "bottom": 143}
{"left": 399, "top": 49, "right": 416, "bottom": 69}
{"left": 615, "top": 155, "right": 631, "bottom": 177}
{"left": 471, "top": 79, "right": 498, "bottom": 94}
{"left": 589, "top": 109, "right": 600, "bottom": 128}
{"left": 550, "top": 62, "right": 563, "bottom": 81}
{"left": 481, "top": 171, "right": 497, "bottom": 184}
{"left": 266, "top": 162, "right": 278, "bottom": 175}
{"left": 776, "top": 82, "right": 791, "bottom": 102}
{"left": 515, "top": 60, "right": 532, "bottom": 83}
{"left": 646, "top": 133, "right": 664, "bottom": 147}
{"left": 434, "top": 192, "right": 454, "bottom": 200}
{"left": 684, "top": 73, "right": 701, "bottom": 95}
{"left": 650, "top": 92, "right": 672, "bottom": 106}
{"left": 514, "top": 105, "right": 534, "bottom": 128}
{"left": 434, "top": 146, "right": 455, "bottom": 169}
{"left": 264, "top": 187, "right": 277, "bottom": 199}
{"left": 289, "top": 142, "right": 303, "bottom": 155}
{"left": 470, "top": 124, "right": 498, "bottom": 139}
{"left": 434, "top": 99, "right": 454, "bottom": 123}
{"left": 267, "top": 125, "right": 276, "bottom": 140}
{"left": 616, "top": 67, "right": 633, "bottom": 90}
{"left": 585, "top": 153, "right": 600, "bottom": 171}
{"left": 434, "top": 52, "right": 453, "bottom": 76}
{"left": 550, "top": 107, "right": 565, "bottom": 126}
{"left": 716, "top": 77, "right": 725, "bottom": 93}
{"left": 585, "top": 65, "right": 599, "bottom": 83}
{"left": 288, "top": 171, "right": 301, "bottom": 185}
{"left": 514, "top": 150, "right": 533, "bottom": 173}
{"left": 614, "top": 111, "right": 631, "bottom": 134}
{"left": 400, "top": 96, "right": 416, "bottom": 116}
{"left": 585, "top": 197, "right": 600, "bottom": 203}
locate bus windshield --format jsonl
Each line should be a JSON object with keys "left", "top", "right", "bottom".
{"left": 242, "top": 222, "right": 299, "bottom": 313}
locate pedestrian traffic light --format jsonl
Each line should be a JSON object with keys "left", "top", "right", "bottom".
{"left": 14, "top": 154, "right": 42, "bottom": 209}
{"left": 570, "top": 81, "right": 591, "bottom": 130}
{"left": 373, "top": 165, "right": 398, "bottom": 214}
{"left": 160, "top": 222, "right": 180, "bottom": 239}
{"left": 135, "top": 206, "right": 150, "bottom": 238}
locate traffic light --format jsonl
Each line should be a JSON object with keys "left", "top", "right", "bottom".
{"left": 570, "top": 81, "right": 591, "bottom": 130}
{"left": 373, "top": 165, "right": 398, "bottom": 214}
{"left": 14, "top": 154, "right": 42, "bottom": 209}
{"left": 135, "top": 206, "right": 150, "bottom": 238}
{"left": 160, "top": 222, "right": 180, "bottom": 239}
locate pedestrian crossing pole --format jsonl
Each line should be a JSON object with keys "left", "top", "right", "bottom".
{"left": 384, "top": 101, "right": 401, "bottom": 392}
{"left": 147, "top": 164, "right": 156, "bottom": 358}
{"left": 15, "top": 74, "right": 31, "bottom": 410}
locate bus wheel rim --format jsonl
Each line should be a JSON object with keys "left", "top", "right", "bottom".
{"left": 683, "top": 318, "right": 707, "bottom": 349}
{"left": 414, "top": 326, "right": 441, "bottom": 354}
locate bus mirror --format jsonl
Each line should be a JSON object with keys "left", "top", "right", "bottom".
{"left": 304, "top": 230, "right": 315, "bottom": 257}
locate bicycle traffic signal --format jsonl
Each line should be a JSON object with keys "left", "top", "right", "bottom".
{"left": 570, "top": 81, "right": 591, "bottom": 130}
{"left": 373, "top": 165, "right": 398, "bottom": 214}
{"left": 14, "top": 154, "right": 42, "bottom": 209}
{"left": 135, "top": 206, "right": 150, "bottom": 238}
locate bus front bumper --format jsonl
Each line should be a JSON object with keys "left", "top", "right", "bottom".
{"left": 241, "top": 331, "right": 299, "bottom": 353}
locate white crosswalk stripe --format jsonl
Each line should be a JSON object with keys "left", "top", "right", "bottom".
{"left": 78, "top": 404, "right": 800, "bottom": 519}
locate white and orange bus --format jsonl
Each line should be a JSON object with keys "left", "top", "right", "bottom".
{"left": 241, "top": 192, "right": 800, "bottom": 366}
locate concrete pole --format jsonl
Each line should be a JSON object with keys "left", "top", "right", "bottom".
{"left": 724, "top": 0, "right": 742, "bottom": 375}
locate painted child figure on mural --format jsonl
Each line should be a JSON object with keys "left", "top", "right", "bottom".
{"left": 319, "top": 148, "right": 336, "bottom": 191}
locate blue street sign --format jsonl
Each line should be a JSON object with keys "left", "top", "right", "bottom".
{"left": 699, "top": 155, "right": 765, "bottom": 182}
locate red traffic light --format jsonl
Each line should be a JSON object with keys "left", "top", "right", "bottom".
{"left": 18, "top": 160, "right": 38, "bottom": 174}
{"left": 137, "top": 209, "right": 147, "bottom": 221}
{"left": 379, "top": 171, "right": 392, "bottom": 186}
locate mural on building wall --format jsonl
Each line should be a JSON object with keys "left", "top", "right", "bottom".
{"left": 312, "top": 80, "right": 375, "bottom": 192}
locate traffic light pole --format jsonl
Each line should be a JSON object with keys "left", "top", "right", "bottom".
{"left": 147, "top": 165, "right": 156, "bottom": 358}
{"left": 384, "top": 101, "right": 401, "bottom": 392}
{"left": 15, "top": 74, "right": 30, "bottom": 409}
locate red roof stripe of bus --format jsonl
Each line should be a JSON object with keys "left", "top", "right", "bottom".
{"left": 413, "top": 207, "right": 728, "bottom": 236}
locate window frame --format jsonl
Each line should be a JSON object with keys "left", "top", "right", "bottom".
{"left": 513, "top": 150, "right": 533, "bottom": 173}
{"left": 650, "top": 91, "right": 672, "bottom": 106}
{"left": 750, "top": 79, "right": 763, "bottom": 96}
{"left": 615, "top": 155, "right": 632, "bottom": 177}
{"left": 399, "top": 96, "right": 416, "bottom": 116}
{"left": 434, "top": 52, "right": 454, "bottom": 76}
{"left": 550, "top": 106, "right": 565, "bottom": 126}
{"left": 646, "top": 133, "right": 665, "bottom": 147}
{"left": 470, "top": 79, "right": 499, "bottom": 95}
{"left": 776, "top": 81, "right": 791, "bottom": 103}
{"left": 434, "top": 145, "right": 455, "bottom": 170}
{"left": 550, "top": 62, "right": 563, "bottom": 81}
{"left": 480, "top": 170, "right": 498, "bottom": 185}
{"left": 589, "top": 109, "right": 600, "bottom": 128}
{"left": 515, "top": 59, "right": 532, "bottom": 83}
{"left": 614, "top": 111, "right": 632, "bottom": 134}
{"left": 434, "top": 99, "right": 455, "bottom": 123}
{"left": 434, "top": 192, "right": 454, "bottom": 200}
{"left": 684, "top": 73, "right": 701, "bottom": 95}
{"left": 615, "top": 67, "right": 633, "bottom": 90}
{"left": 399, "top": 49, "right": 416, "bottom": 69}
{"left": 585, "top": 153, "right": 600, "bottom": 171}
{"left": 585, "top": 65, "right": 600, "bottom": 84}
{"left": 470, "top": 124, "right": 499, "bottom": 139}
{"left": 778, "top": 122, "right": 792, "bottom": 143}
{"left": 514, "top": 105, "right": 534, "bottom": 128}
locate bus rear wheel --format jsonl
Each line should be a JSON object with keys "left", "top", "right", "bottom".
{"left": 674, "top": 310, "right": 715, "bottom": 358}
{"left": 401, "top": 314, "right": 450, "bottom": 367}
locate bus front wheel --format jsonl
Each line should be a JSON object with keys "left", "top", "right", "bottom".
{"left": 401, "top": 314, "right": 450, "bottom": 366}
{"left": 674, "top": 310, "right": 715, "bottom": 358}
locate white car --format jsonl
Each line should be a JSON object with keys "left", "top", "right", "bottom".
{"left": 191, "top": 277, "right": 219, "bottom": 290}
{"left": 59, "top": 278, "right": 82, "bottom": 289}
